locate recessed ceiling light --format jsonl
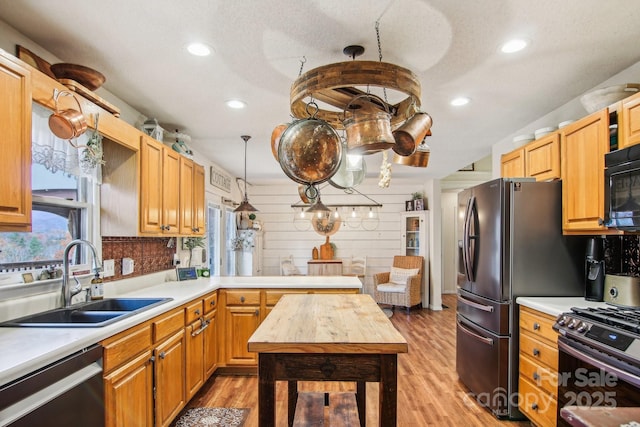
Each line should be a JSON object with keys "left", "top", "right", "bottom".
{"left": 501, "top": 39, "right": 528, "bottom": 54}
{"left": 451, "top": 97, "right": 470, "bottom": 107}
{"left": 187, "top": 43, "right": 212, "bottom": 56}
{"left": 226, "top": 99, "right": 247, "bottom": 109}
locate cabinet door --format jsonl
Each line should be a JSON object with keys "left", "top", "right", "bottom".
{"left": 154, "top": 330, "right": 186, "bottom": 427}
{"left": 561, "top": 109, "right": 609, "bottom": 233}
{"left": 193, "top": 163, "right": 206, "bottom": 235}
{"left": 104, "top": 351, "right": 154, "bottom": 427}
{"left": 185, "top": 319, "right": 204, "bottom": 400}
{"left": 620, "top": 92, "right": 640, "bottom": 149}
{"left": 162, "top": 147, "right": 180, "bottom": 235}
{"left": 225, "top": 306, "right": 260, "bottom": 365}
{"left": 140, "top": 136, "right": 164, "bottom": 234}
{"left": 179, "top": 157, "right": 194, "bottom": 235}
{"left": 500, "top": 148, "right": 525, "bottom": 178}
{"left": 525, "top": 133, "right": 561, "bottom": 181}
{"left": 204, "top": 310, "right": 218, "bottom": 379}
{"left": 0, "top": 54, "right": 31, "bottom": 231}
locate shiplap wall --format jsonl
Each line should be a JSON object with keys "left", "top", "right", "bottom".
{"left": 247, "top": 179, "right": 427, "bottom": 297}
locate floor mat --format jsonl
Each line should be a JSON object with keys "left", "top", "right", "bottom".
{"left": 173, "top": 407, "right": 249, "bottom": 427}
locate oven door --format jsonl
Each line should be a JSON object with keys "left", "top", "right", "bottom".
{"left": 604, "top": 153, "right": 640, "bottom": 230}
{"left": 557, "top": 336, "right": 640, "bottom": 427}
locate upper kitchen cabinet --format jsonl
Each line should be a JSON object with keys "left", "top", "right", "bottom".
{"left": 0, "top": 52, "right": 32, "bottom": 231}
{"left": 561, "top": 109, "right": 610, "bottom": 234}
{"left": 500, "top": 148, "right": 525, "bottom": 178}
{"left": 140, "top": 135, "right": 180, "bottom": 235}
{"left": 179, "top": 160, "right": 206, "bottom": 236}
{"left": 618, "top": 91, "right": 640, "bottom": 149}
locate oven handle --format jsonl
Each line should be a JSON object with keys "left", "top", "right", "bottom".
{"left": 457, "top": 319, "right": 494, "bottom": 346}
{"left": 458, "top": 293, "right": 494, "bottom": 312}
{"left": 558, "top": 339, "right": 640, "bottom": 388}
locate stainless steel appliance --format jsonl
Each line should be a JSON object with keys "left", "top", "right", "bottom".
{"left": 456, "top": 178, "right": 585, "bottom": 419}
{"left": 0, "top": 344, "right": 104, "bottom": 426}
{"left": 554, "top": 307, "right": 640, "bottom": 426}
{"left": 604, "top": 144, "right": 640, "bottom": 230}
{"left": 585, "top": 237, "right": 605, "bottom": 302}
{"left": 604, "top": 274, "right": 640, "bottom": 306}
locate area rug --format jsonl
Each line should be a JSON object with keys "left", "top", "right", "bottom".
{"left": 173, "top": 407, "right": 249, "bottom": 427}
{"left": 382, "top": 308, "right": 393, "bottom": 318}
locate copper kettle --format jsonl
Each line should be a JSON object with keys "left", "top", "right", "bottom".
{"left": 48, "top": 90, "right": 88, "bottom": 141}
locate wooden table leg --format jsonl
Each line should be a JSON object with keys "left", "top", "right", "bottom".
{"left": 356, "top": 381, "right": 366, "bottom": 427}
{"left": 287, "top": 380, "right": 298, "bottom": 427}
{"left": 379, "top": 354, "right": 398, "bottom": 427}
{"left": 258, "top": 354, "right": 276, "bottom": 427}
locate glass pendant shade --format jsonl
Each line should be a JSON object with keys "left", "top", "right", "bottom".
{"left": 234, "top": 135, "right": 259, "bottom": 213}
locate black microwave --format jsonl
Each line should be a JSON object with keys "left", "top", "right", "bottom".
{"left": 604, "top": 145, "right": 640, "bottom": 230}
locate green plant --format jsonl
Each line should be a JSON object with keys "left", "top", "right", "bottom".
{"left": 330, "top": 242, "right": 337, "bottom": 254}
{"left": 248, "top": 213, "right": 256, "bottom": 220}
{"left": 412, "top": 192, "right": 424, "bottom": 200}
{"left": 183, "top": 237, "right": 205, "bottom": 250}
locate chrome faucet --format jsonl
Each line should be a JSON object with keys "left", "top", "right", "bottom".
{"left": 62, "top": 239, "right": 102, "bottom": 307}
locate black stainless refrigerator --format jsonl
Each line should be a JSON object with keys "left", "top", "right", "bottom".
{"left": 456, "top": 178, "right": 584, "bottom": 419}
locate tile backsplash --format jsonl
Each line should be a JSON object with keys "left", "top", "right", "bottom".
{"left": 101, "top": 237, "right": 176, "bottom": 282}
{"left": 605, "top": 235, "right": 640, "bottom": 276}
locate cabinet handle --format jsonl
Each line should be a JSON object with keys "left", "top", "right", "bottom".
{"left": 195, "top": 309, "right": 201, "bottom": 316}
{"left": 597, "top": 217, "right": 604, "bottom": 226}
{"left": 160, "top": 225, "right": 165, "bottom": 230}
{"left": 165, "top": 225, "right": 171, "bottom": 231}
{"left": 191, "top": 320, "right": 210, "bottom": 337}
{"left": 533, "top": 348, "right": 540, "bottom": 357}
{"left": 210, "top": 300, "right": 216, "bottom": 307}
{"left": 531, "top": 403, "right": 538, "bottom": 411}
{"left": 533, "top": 372, "right": 540, "bottom": 381}
{"left": 255, "top": 309, "right": 259, "bottom": 316}
{"left": 159, "top": 351, "right": 166, "bottom": 359}
{"left": 533, "top": 322, "right": 540, "bottom": 330}
{"left": 240, "top": 296, "right": 245, "bottom": 303}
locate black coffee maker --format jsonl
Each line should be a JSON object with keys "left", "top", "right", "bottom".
{"left": 585, "top": 237, "right": 605, "bottom": 301}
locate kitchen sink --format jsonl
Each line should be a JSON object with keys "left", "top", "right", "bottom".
{"left": 0, "top": 297, "right": 172, "bottom": 328}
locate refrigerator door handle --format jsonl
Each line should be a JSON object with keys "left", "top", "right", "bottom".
{"left": 463, "top": 196, "right": 477, "bottom": 282}
{"left": 462, "top": 196, "right": 473, "bottom": 282}
{"left": 457, "top": 318, "right": 494, "bottom": 346}
{"left": 458, "top": 293, "right": 494, "bottom": 312}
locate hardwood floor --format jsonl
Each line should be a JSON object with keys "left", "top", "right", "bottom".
{"left": 182, "top": 294, "right": 532, "bottom": 426}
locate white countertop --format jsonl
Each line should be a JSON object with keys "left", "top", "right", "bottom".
{"left": 516, "top": 296, "right": 610, "bottom": 317}
{"left": 0, "top": 274, "right": 361, "bottom": 387}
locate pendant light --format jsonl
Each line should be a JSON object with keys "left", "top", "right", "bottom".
{"left": 234, "top": 135, "right": 258, "bottom": 213}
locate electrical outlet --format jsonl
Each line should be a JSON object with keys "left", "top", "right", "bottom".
{"left": 122, "top": 257, "right": 134, "bottom": 275}
{"left": 103, "top": 259, "right": 115, "bottom": 277}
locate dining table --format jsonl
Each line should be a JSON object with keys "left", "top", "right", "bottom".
{"left": 247, "top": 293, "right": 408, "bottom": 426}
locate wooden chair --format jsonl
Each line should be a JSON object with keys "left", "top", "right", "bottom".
{"left": 373, "top": 255, "right": 424, "bottom": 311}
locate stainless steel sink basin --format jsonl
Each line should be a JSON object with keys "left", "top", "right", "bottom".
{"left": 0, "top": 297, "right": 173, "bottom": 328}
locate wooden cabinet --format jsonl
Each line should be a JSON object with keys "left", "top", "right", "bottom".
{"left": 179, "top": 160, "right": 206, "bottom": 235}
{"left": 525, "top": 133, "right": 561, "bottom": 181}
{"left": 519, "top": 306, "right": 559, "bottom": 427}
{"left": 0, "top": 52, "right": 32, "bottom": 231}
{"left": 203, "top": 292, "right": 218, "bottom": 378}
{"left": 104, "top": 350, "right": 154, "bottom": 427}
{"left": 501, "top": 133, "right": 561, "bottom": 181}
{"left": 193, "top": 164, "right": 206, "bottom": 235}
{"left": 222, "top": 290, "right": 261, "bottom": 366}
{"left": 560, "top": 109, "right": 610, "bottom": 233}
{"left": 154, "top": 330, "right": 186, "bottom": 427}
{"left": 501, "top": 147, "right": 525, "bottom": 178}
{"left": 307, "top": 259, "right": 343, "bottom": 276}
{"left": 140, "top": 135, "right": 180, "bottom": 235}
{"left": 185, "top": 300, "right": 204, "bottom": 400}
{"left": 619, "top": 91, "right": 640, "bottom": 149}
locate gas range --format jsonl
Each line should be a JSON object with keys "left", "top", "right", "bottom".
{"left": 554, "top": 306, "right": 640, "bottom": 368}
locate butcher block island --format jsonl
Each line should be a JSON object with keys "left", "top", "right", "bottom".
{"left": 248, "top": 293, "right": 408, "bottom": 427}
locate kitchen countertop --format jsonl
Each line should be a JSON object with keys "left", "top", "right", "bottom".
{"left": 516, "top": 296, "right": 610, "bottom": 317}
{"left": 0, "top": 275, "right": 361, "bottom": 387}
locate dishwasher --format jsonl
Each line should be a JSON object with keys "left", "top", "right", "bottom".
{"left": 0, "top": 344, "right": 104, "bottom": 427}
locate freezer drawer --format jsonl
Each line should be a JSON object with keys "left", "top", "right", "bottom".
{"left": 456, "top": 314, "right": 510, "bottom": 418}
{"left": 457, "top": 289, "right": 510, "bottom": 335}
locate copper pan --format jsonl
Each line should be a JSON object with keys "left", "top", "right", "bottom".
{"left": 271, "top": 123, "right": 287, "bottom": 161}
{"left": 343, "top": 94, "right": 395, "bottom": 155}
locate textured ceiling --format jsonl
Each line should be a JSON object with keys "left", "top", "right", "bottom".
{"left": 1, "top": 0, "right": 639, "bottom": 183}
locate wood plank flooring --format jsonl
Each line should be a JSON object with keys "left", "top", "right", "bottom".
{"left": 181, "top": 294, "right": 532, "bottom": 426}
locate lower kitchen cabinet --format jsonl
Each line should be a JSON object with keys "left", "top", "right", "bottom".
{"left": 203, "top": 292, "right": 219, "bottom": 378}
{"left": 224, "top": 305, "right": 261, "bottom": 365}
{"left": 154, "top": 329, "right": 186, "bottom": 427}
{"left": 519, "top": 306, "right": 560, "bottom": 427}
{"left": 104, "top": 350, "right": 154, "bottom": 427}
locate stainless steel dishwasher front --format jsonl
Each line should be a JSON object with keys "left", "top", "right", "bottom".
{"left": 0, "top": 344, "right": 104, "bottom": 427}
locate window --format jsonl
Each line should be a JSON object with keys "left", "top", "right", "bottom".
{"left": 225, "top": 207, "right": 237, "bottom": 275}
{"left": 206, "top": 203, "right": 221, "bottom": 276}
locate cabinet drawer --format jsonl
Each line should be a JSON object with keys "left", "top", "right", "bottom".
{"left": 103, "top": 324, "right": 152, "bottom": 373}
{"left": 265, "top": 289, "right": 307, "bottom": 306}
{"left": 225, "top": 290, "right": 260, "bottom": 306}
{"left": 520, "top": 307, "right": 558, "bottom": 345}
{"left": 519, "top": 376, "right": 557, "bottom": 427}
{"left": 520, "top": 332, "right": 558, "bottom": 371}
{"left": 185, "top": 300, "right": 204, "bottom": 324}
{"left": 520, "top": 353, "right": 558, "bottom": 397}
{"left": 203, "top": 292, "right": 218, "bottom": 314}
{"left": 153, "top": 308, "right": 184, "bottom": 343}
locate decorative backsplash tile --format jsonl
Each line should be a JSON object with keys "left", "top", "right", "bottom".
{"left": 605, "top": 235, "right": 640, "bottom": 276}
{"left": 102, "top": 237, "right": 175, "bottom": 282}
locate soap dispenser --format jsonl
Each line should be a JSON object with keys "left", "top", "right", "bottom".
{"left": 90, "top": 271, "right": 104, "bottom": 300}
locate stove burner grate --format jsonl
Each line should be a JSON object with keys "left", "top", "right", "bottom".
{"left": 571, "top": 306, "right": 640, "bottom": 334}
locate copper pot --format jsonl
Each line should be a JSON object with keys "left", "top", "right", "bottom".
{"left": 271, "top": 123, "right": 287, "bottom": 161}
{"left": 392, "top": 112, "right": 432, "bottom": 156}
{"left": 343, "top": 94, "right": 395, "bottom": 155}
{"left": 277, "top": 116, "right": 342, "bottom": 185}
{"left": 393, "top": 139, "right": 431, "bottom": 168}
{"left": 48, "top": 90, "right": 87, "bottom": 140}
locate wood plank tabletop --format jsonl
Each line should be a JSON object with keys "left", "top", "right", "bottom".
{"left": 248, "top": 294, "right": 408, "bottom": 354}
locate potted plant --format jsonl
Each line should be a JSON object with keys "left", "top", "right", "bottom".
{"left": 183, "top": 237, "right": 205, "bottom": 267}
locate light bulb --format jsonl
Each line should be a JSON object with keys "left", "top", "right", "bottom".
{"left": 346, "top": 154, "right": 363, "bottom": 171}
{"left": 351, "top": 208, "right": 357, "bottom": 218}
{"left": 299, "top": 208, "right": 306, "bottom": 219}
{"left": 368, "top": 208, "right": 374, "bottom": 218}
